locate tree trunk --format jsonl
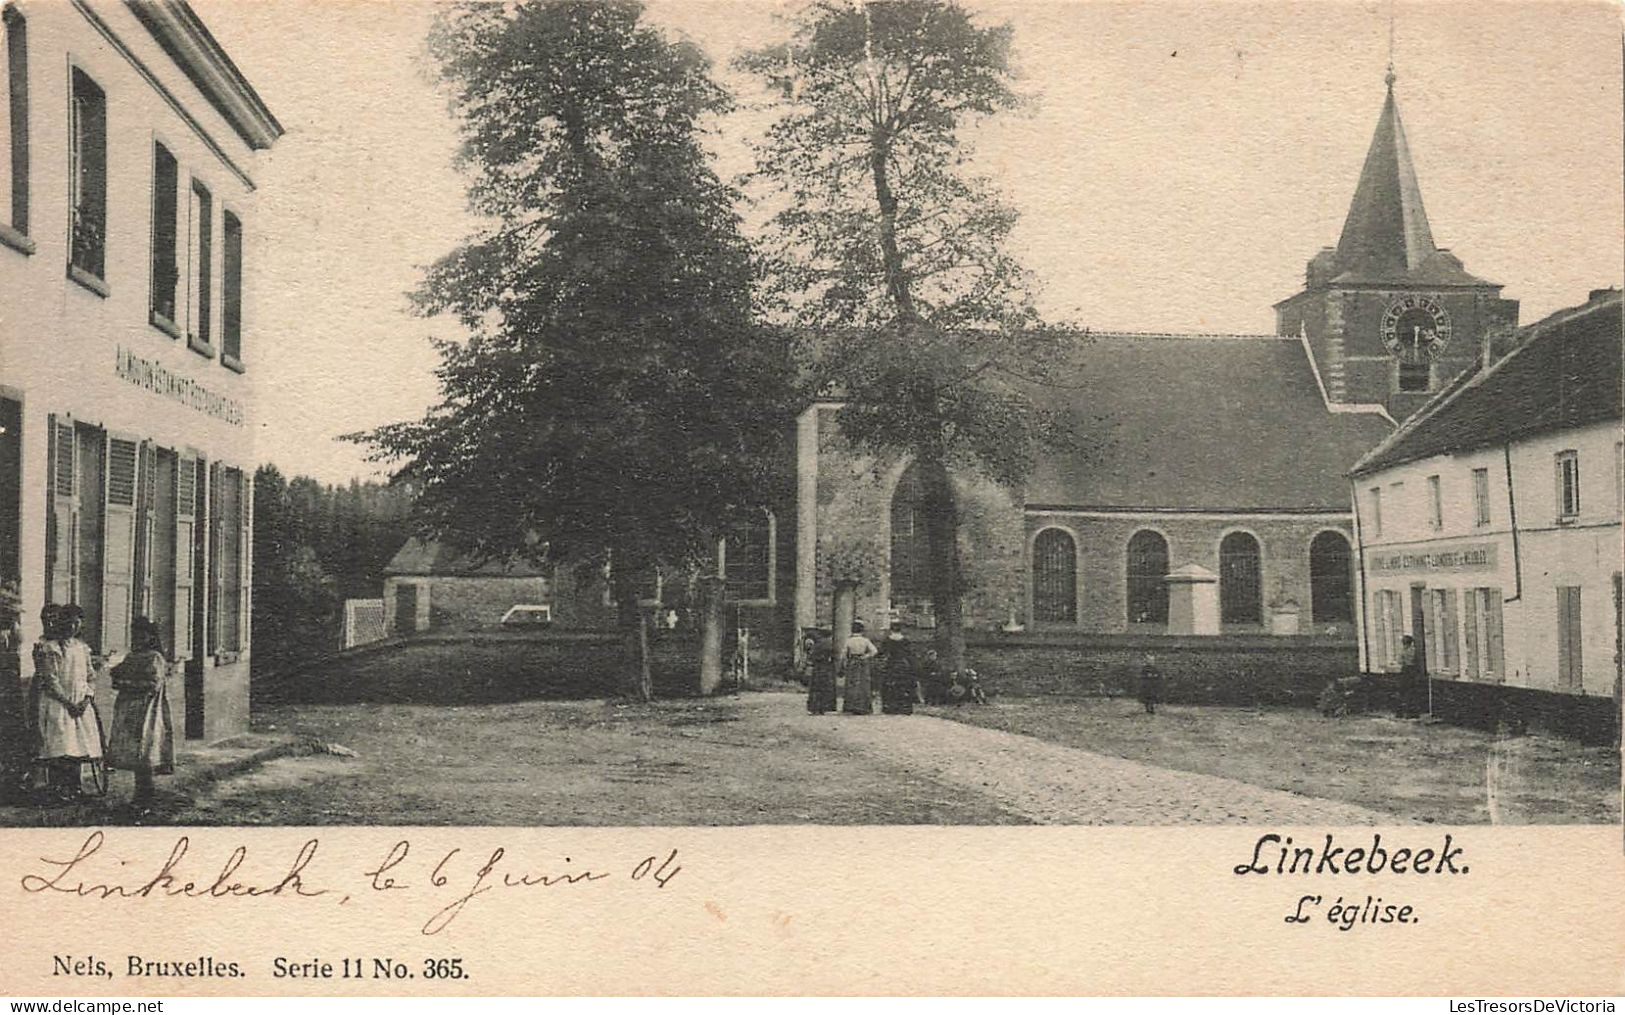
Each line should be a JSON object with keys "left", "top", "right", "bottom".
{"left": 870, "top": 135, "right": 918, "bottom": 320}
{"left": 697, "top": 575, "right": 726, "bottom": 696}
{"left": 614, "top": 569, "right": 653, "bottom": 702}
{"left": 920, "top": 457, "right": 967, "bottom": 677}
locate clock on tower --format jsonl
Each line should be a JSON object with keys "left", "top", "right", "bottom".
{"left": 1380, "top": 295, "right": 1452, "bottom": 391}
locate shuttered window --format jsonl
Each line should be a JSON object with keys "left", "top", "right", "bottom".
{"left": 4, "top": 5, "right": 28, "bottom": 239}
{"left": 222, "top": 210, "right": 243, "bottom": 367}
{"left": 68, "top": 68, "right": 105, "bottom": 279}
{"left": 211, "top": 465, "right": 247, "bottom": 654}
{"left": 150, "top": 143, "right": 179, "bottom": 325}
{"left": 173, "top": 455, "right": 198, "bottom": 659}
{"left": 1557, "top": 586, "right": 1583, "bottom": 692}
{"left": 1472, "top": 468, "right": 1491, "bottom": 527}
{"left": 188, "top": 180, "right": 213, "bottom": 349}
{"left": 45, "top": 415, "right": 77, "bottom": 607}
{"left": 100, "top": 435, "right": 139, "bottom": 652}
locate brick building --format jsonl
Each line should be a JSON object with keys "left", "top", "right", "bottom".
{"left": 794, "top": 75, "right": 1518, "bottom": 645}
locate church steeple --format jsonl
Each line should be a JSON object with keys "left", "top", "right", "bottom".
{"left": 1274, "top": 58, "right": 1519, "bottom": 419}
{"left": 1334, "top": 83, "right": 1438, "bottom": 279}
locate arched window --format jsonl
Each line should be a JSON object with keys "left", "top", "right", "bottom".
{"left": 1126, "top": 530, "right": 1169, "bottom": 625}
{"left": 890, "top": 463, "right": 930, "bottom": 600}
{"left": 724, "top": 510, "right": 774, "bottom": 603}
{"left": 1219, "top": 532, "right": 1262, "bottom": 625}
{"left": 1032, "top": 528, "right": 1077, "bottom": 623}
{"left": 1309, "top": 530, "right": 1353, "bottom": 623}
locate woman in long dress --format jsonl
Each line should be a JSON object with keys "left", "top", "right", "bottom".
{"left": 804, "top": 631, "right": 837, "bottom": 715}
{"left": 106, "top": 617, "right": 175, "bottom": 807}
{"left": 33, "top": 605, "right": 101, "bottom": 801}
{"left": 840, "top": 620, "right": 879, "bottom": 715}
{"left": 879, "top": 624, "right": 919, "bottom": 715}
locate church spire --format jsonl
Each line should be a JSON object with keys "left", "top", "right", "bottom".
{"left": 1334, "top": 78, "right": 1438, "bottom": 278}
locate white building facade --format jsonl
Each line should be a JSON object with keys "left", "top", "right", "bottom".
{"left": 0, "top": 1, "right": 279, "bottom": 740}
{"left": 1351, "top": 290, "right": 1622, "bottom": 739}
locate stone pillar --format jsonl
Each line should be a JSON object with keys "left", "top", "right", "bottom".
{"left": 1166, "top": 564, "right": 1219, "bottom": 636}
{"left": 793, "top": 406, "right": 819, "bottom": 642}
{"left": 832, "top": 580, "right": 858, "bottom": 665}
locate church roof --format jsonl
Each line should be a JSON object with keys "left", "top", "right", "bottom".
{"left": 1351, "top": 290, "right": 1622, "bottom": 477}
{"left": 1025, "top": 333, "right": 1394, "bottom": 513}
{"left": 385, "top": 537, "right": 551, "bottom": 578}
{"left": 1321, "top": 85, "right": 1494, "bottom": 289}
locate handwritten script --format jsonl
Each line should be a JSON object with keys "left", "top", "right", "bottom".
{"left": 20, "top": 832, "right": 683, "bottom": 935}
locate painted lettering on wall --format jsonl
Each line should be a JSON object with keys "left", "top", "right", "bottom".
{"left": 1368, "top": 544, "right": 1496, "bottom": 575}
{"left": 114, "top": 346, "right": 243, "bottom": 426}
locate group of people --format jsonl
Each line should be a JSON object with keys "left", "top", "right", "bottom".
{"left": 0, "top": 588, "right": 175, "bottom": 810}
{"left": 802, "top": 620, "right": 988, "bottom": 716}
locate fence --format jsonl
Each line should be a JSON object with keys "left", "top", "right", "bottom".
{"left": 343, "top": 598, "right": 387, "bottom": 649}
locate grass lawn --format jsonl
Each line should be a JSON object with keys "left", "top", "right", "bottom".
{"left": 924, "top": 697, "right": 1621, "bottom": 825}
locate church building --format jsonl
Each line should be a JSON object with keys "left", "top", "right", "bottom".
{"left": 789, "top": 74, "right": 1517, "bottom": 646}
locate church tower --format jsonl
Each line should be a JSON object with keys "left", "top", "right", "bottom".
{"left": 1275, "top": 70, "right": 1518, "bottom": 421}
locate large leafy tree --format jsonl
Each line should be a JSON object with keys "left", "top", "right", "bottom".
{"left": 742, "top": 1, "right": 1070, "bottom": 673}
{"left": 356, "top": 0, "right": 797, "bottom": 700}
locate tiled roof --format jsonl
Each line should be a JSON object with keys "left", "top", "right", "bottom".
{"left": 1025, "top": 332, "right": 1393, "bottom": 512}
{"left": 1352, "top": 291, "right": 1622, "bottom": 476}
{"left": 385, "top": 537, "right": 550, "bottom": 577}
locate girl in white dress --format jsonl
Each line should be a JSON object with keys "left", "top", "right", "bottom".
{"left": 33, "top": 605, "right": 101, "bottom": 800}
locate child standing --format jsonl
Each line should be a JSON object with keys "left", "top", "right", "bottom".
{"left": 1138, "top": 652, "right": 1164, "bottom": 715}
{"left": 33, "top": 605, "right": 102, "bottom": 800}
{"left": 107, "top": 617, "right": 175, "bottom": 808}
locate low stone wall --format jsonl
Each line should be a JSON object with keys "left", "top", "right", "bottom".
{"left": 963, "top": 632, "right": 1359, "bottom": 708}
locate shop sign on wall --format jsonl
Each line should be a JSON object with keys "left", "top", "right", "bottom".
{"left": 114, "top": 346, "right": 244, "bottom": 426}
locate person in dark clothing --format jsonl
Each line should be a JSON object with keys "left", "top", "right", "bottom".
{"left": 879, "top": 622, "right": 920, "bottom": 715}
{"left": 1397, "top": 635, "right": 1426, "bottom": 718}
{"left": 918, "top": 649, "right": 947, "bottom": 705}
{"left": 0, "top": 583, "right": 28, "bottom": 803}
{"left": 1138, "top": 652, "right": 1164, "bottom": 715}
{"left": 804, "top": 630, "right": 837, "bottom": 715}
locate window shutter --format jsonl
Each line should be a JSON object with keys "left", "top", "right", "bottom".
{"left": 1421, "top": 593, "right": 1437, "bottom": 671}
{"left": 1442, "top": 591, "right": 1458, "bottom": 673}
{"left": 237, "top": 468, "right": 251, "bottom": 651}
{"left": 1463, "top": 590, "right": 1479, "bottom": 680}
{"left": 100, "top": 434, "right": 139, "bottom": 652}
{"left": 208, "top": 463, "right": 223, "bottom": 656}
{"left": 45, "top": 415, "right": 79, "bottom": 607}
{"left": 134, "top": 442, "right": 156, "bottom": 619}
{"left": 1486, "top": 594, "right": 1505, "bottom": 684}
{"left": 173, "top": 454, "right": 197, "bottom": 659}
{"left": 1370, "top": 592, "right": 1387, "bottom": 670}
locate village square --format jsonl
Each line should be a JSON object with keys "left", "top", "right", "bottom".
{"left": 0, "top": 0, "right": 1619, "bottom": 827}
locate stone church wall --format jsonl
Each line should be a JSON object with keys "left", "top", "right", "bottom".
{"left": 1024, "top": 513, "right": 1358, "bottom": 637}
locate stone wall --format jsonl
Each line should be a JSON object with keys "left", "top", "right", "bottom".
{"left": 963, "top": 633, "right": 1358, "bottom": 707}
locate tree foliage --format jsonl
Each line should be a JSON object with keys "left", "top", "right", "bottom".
{"left": 352, "top": 0, "right": 800, "bottom": 698}
{"left": 743, "top": 1, "right": 1075, "bottom": 668}
{"left": 251, "top": 465, "right": 416, "bottom": 683}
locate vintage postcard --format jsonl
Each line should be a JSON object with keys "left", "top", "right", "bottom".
{"left": 0, "top": 0, "right": 1620, "bottom": 998}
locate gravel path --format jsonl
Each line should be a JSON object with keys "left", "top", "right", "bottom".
{"left": 762, "top": 698, "right": 1391, "bottom": 825}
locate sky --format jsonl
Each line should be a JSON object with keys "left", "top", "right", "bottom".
{"left": 191, "top": 0, "right": 1625, "bottom": 485}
